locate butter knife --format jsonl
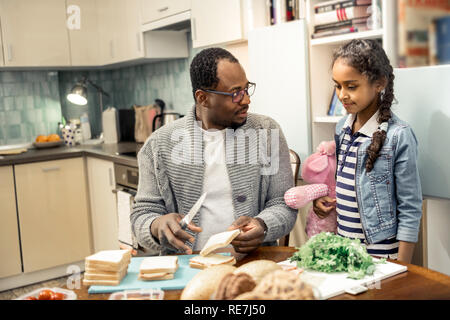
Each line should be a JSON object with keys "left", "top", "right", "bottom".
{"left": 180, "top": 192, "right": 207, "bottom": 229}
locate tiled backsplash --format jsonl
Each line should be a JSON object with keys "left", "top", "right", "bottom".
{"left": 59, "top": 57, "right": 195, "bottom": 137}
{"left": 0, "top": 71, "right": 62, "bottom": 145}
{"left": 1, "top": 32, "right": 201, "bottom": 145}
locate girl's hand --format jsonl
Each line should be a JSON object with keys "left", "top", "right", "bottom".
{"left": 312, "top": 196, "right": 336, "bottom": 219}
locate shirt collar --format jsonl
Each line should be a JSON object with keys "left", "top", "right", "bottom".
{"left": 343, "top": 110, "right": 380, "bottom": 137}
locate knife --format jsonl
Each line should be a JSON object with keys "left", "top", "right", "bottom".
{"left": 179, "top": 192, "right": 207, "bottom": 229}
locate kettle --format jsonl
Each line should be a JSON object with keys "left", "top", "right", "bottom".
{"left": 152, "top": 99, "right": 183, "bottom": 132}
{"left": 152, "top": 112, "right": 183, "bottom": 131}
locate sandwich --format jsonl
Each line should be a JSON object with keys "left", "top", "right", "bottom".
{"left": 138, "top": 256, "right": 178, "bottom": 281}
{"left": 189, "top": 253, "right": 236, "bottom": 269}
{"left": 199, "top": 229, "right": 240, "bottom": 257}
{"left": 83, "top": 250, "right": 132, "bottom": 286}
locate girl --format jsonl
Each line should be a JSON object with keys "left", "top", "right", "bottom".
{"left": 313, "top": 39, "right": 422, "bottom": 263}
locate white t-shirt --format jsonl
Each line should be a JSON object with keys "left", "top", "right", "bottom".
{"left": 193, "top": 128, "right": 235, "bottom": 251}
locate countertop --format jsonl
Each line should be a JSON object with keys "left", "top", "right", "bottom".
{"left": 0, "top": 142, "right": 141, "bottom": 167}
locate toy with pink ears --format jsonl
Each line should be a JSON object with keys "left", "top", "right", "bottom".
{"left": 284, "top": 140, "right": 337, "bottom": 238}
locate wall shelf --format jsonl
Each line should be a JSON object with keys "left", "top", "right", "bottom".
{"left": 310, "top": 29, "right": 384, "bottom": 46}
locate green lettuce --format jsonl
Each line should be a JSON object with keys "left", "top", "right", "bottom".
{"left": 289, "top": 232, "right": 383, "bottom": 280}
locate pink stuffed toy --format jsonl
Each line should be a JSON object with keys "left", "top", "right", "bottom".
{"left": 284, "top": 141, "right": 337, "bottom": 238}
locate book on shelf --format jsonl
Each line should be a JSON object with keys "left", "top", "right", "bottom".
{"left": 312, "top": 17, "right": 369, "bottom": 39}
{"left": 268, "top": 0, "right": 306, "bottom": 25}
{"left": 313, "top": 16, "right": 368, "bottom": 33}
{"left": 314, "top": 5, "right": 371, "bottom": 26}
{"left": 429, "top": 16, "right": 450, "bottom": 65}
{"left": 314, "top": 0, "right": 372, "bottom": 14}
{"left": 397, "top": 0, "right": 450, "bottom": 68}
{"left": 312, "top": 26, "right": 369, "bottom": 39}
{"left": 327, "top": 90, "right": 347, "bottom": 117}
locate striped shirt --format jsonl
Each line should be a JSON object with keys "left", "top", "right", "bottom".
{"left": 336, "top": 112, "right": 399, "bottom": 260}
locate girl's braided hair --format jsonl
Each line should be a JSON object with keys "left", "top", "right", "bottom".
{"left": 332, "top": 39, "right": 395, "bottom": 172}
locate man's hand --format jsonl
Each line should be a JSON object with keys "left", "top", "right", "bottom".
{"left": 312, "top": 196, "right": 336, "bottom": 219}
{"left": 227, "top": 216, "right": 266, "bottom": 254}
{"left": 150, "top": 213, "right": 202, "bottom": 254}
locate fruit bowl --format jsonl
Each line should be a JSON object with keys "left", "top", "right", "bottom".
{"left": 33, "top": 140, "right": 64, "bottom": 149}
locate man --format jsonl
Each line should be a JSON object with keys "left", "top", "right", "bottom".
{"left": 131, "top": 47, "right": 297, "bottom": 255}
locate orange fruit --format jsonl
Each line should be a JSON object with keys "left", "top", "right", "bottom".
{"left": 47, "top": 134, "right": 61, "bottom": 142}
{"left": 36, "top": 135, "right": 48, "bottom": 143}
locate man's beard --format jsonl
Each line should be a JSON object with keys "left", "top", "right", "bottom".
{"left": 230, "top": 117, "right": 247, "bottom": 130}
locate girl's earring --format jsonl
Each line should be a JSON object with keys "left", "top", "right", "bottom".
{"left": 380, "top": 89, "right": 386, "bottom": 102}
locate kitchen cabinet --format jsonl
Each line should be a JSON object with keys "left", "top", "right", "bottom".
{"left": 0, "top": 0, "right": 71, "bottom": 67}
{"left": 140, "top": 0, "right": 190, "bottom": 25}
{"left": 66, "top": 0, "right": 100, "bottom": 66}
{"left": 190, "top": 0, "right": 268, "bottom": 48}
{"left": 86, "top": 157, "right": 119, "bottom": 252}
{"left": 0, "top": 166, "right": 22, "bottom": 278}
{"left": 14, "top": 158, "right": 92, "bottom": 273}
{"left": 97, "top": 0, "right": 143, "bottom": 65}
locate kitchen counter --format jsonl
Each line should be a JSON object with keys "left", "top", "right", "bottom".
{"left": 0, "top": 142, "right": 141, "bottom": 167}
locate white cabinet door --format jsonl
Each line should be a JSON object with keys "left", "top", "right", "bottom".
{"left": 0, "top": 0, "right": 71, "bottom": 67}
{"left": 87, "top": 157, "right": 119, "bottom": 252}
{"left": 191, "top": 0, "right": 243, "bottom": 48}
{"left": 140, "top": 0, "right": 190, "bottom": 24}
{"left": 66, "top": 0, "right": 100, "bottom": 66}
{"left": 97, "top": 0, "right": 143, "bottom": 65}
{"left": 0, "top": 166, "right": 22, "bottom": 278}
{"left": 248, "top": 20, "right": 312, "bottom": 161}
{"left": 15, "top": 158, "right": 92, "bottom": 273}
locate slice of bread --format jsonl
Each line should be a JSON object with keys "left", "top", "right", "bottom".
{"left": 84, "top": 265, "right": 128, "bottom": 281}
{"left": 139, "top": 256, "right": 178, "bottom": 274}
{"left": 85, "top": 250, "right": 131, "bottom": 271}
{"left": 200, "top": 229, "right": 241, "bottom": 257}
{"left": 189, "top": 254, "right": 236, "bottom": 270}
{"left": 82, "top": 278, "right": 122, "bottom": 286}
{"left": 138, "top": 272, "right": 174, "bottom": 281}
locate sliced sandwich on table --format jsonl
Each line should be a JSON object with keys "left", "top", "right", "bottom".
{"left": 138, "top": 256, "right": 179, "bottom": 281}
{"left": 83, "top": 250, "right": 131, "bottom": 286}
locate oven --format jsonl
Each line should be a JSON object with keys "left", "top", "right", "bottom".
{"left": 113, "top": 163, "right": 155, "bottom": 256}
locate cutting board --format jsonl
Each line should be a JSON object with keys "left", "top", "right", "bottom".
{"left": 88, "top": 254, "right": 222, "bottom": 294}
{"left": 0, "top": 148, "right": 27, "bottom": 155}
{"left": 280, "top": 258, "right": 407, "bottom": 300}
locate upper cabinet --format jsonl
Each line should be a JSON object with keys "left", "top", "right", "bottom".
{"left": 66, "top": 0, "right": 100, "bottom": 66}
{"left": 0, "top": 0, "right": 71, "bottom": 67}
{"left": 140, "top": 0, "right": 190, "bottom": 24}
{"left": 190, "top": 0, "right": 268, "bottom": 49}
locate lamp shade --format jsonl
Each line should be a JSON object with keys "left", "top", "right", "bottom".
{"left": 67, "top": 82, "right": 88, "bottom": 105}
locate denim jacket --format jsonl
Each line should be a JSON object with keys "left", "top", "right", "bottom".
{"left": 334, "top": 113, "right": 423, "bottom": 244}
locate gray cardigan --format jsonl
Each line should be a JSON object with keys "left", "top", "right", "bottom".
{"left": 131, "top": 105, "right": 297, "bottom": 255}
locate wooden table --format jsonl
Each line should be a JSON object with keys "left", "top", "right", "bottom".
{"left": 70, "top": 246, "right": 450, "bottom": 300}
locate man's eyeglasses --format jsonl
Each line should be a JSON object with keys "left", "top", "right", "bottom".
{"left": 202, "top": 82, "right": 256, "bottom": 103}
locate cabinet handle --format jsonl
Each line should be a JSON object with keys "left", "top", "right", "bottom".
{"left": 136, "top": 32, "right": 141, "bottom": 52}
{"left": 7, "top": 45, "right": 13, "bottom": 61}
{"left": 191, "top": 18, "right": 197, "bottom": 41}
{"left": 108, "top": 168, "right": 113, "bottom": 187}
{"left": 158, "top": 6, "right": 169, "bottom": 12}
{"left": 42, "top": 167, "right": 60, "bottom": 172}
{"left": 110, "top": 40, "right": 114, "bottom": 58}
